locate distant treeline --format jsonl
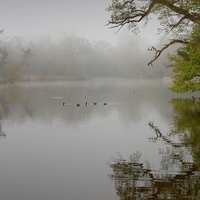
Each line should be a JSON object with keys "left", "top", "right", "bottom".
{"left": 0, "top": 32, "right": 174, "bottom": 82}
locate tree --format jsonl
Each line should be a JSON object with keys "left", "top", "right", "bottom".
{"left": 106, "top": 0, "right": 200, "bottom": 66}
{"left": 21, "top": 48, "right": 34, "bottom": 67}
{"left": 109, "top": 150, "right": 200, "bottom": 199}
{"left": 114, "top": 33, "right": 146, "bottom": 77}
{"left": 0, "top": 48, "right": 10, "bottom": 78}
{"left": 170, "top": 97, "right": 200, "bottom": 166}
{"left": 6, "top": 61, "right": 23, "bottom": 83}
{"left": 0, "top": 30, "right": 8, "bottom": 79}
{"left": 61, "top": 34, "right": 91, "bottom": 78}
{"left": 86, "top": 40, "right": 115, "bottom": 77}
{"left": 168, "top": 24, "right": 200, "bottom": 92}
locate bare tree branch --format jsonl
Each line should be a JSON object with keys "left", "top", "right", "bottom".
{"left": 106, "top": 0, "right": 156, "bottom": 31}
{"left": 147, "top": 39, "right": 188, "bottom": 66}
{"left": 106, "top": 0, "right": 200, "bottom": 65}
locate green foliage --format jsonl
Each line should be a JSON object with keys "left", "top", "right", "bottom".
{"left": 107, "top": 0, "right": 200, "bottom": 39}
{"left": 170, "top": 97, "right": 200, "bottom": 165}
{"left": 0, "top": 48, "right": 9, "bottom": 66}
{"left": 6, "top": 61, "right": 23, "bottom": 83}
{"left": 0, "top": 48, "right": 10, "bottom": 78}
{"left": 106, "top": 0, "right": 200, "bottom": 82}
{"left": 21, "top": 48, "right": 34, "bottom": 67}
{"left": 168, "top": 24, "right": 200, "bottom": 93}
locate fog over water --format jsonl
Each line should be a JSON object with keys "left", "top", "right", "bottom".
{"left": 0, "top": 80, "right": 200, "bottom": 200}
{"left": 1, "top": 1, "right": 200, "bottom": 199}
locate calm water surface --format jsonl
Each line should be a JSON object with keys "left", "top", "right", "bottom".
{"left": 0, "top": 79, "right": 199, "bottom": 200}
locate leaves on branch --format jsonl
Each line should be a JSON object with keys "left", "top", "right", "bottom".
{"left": 106, "top": 0, "right": 200, "bottom": 65}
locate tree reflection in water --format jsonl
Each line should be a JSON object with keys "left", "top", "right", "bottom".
{"left": 170, "top": 97, "right": 200, "bottom": 168}
{"left": 0, "top": 87, "right": 8, "bottom": 138}
{"left": 109, "top": 97, "right": 200, "bottom": 200}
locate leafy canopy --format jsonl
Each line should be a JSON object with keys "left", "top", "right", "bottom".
{"left": 168, "top": 24, "right": 200, "bottom": 93}
{"left": 170, "top": 97, "right": 200, "bottom": 164}
{"left": 106, "top": 0, "right": 200, "bottom": 93}
{"left": 106, "top": 0, "right": 200, "bottom": 65}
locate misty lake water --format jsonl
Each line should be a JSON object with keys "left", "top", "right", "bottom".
{"left": 0, "top": 78, "right": 200, "bottom": 200}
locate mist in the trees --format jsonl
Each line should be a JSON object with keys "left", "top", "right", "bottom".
{"left": 0, "top": 31, "right": 176, "bottom": 82}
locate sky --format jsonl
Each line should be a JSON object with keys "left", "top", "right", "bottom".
{"left": 1, "top": 0, "right": 159, "bottom": 45}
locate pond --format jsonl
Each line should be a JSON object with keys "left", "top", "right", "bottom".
{"left": 0, "top": 79, "right": 199, "bottom": 200}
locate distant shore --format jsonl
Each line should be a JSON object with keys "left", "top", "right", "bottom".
{"left": 163, "top": 77, "right": 173, "bottom": 82}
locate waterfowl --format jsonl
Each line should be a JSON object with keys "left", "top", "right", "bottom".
{"left": 63, "top": 102, "right": 67, "bottom": 106}
{"left": 85, "top": 95, "right": 87, "bottom": 98}
{"left": 86, "top": 102, "right": 89, "bottom": 106}
{"left": 77, "top": 104, "right": 80, "bottom": 107}
{"left": 103, "top": 103, "right": 107, "bottom": 105}
{"left": 94, "top": 102, "right": 97, "bottom": 105}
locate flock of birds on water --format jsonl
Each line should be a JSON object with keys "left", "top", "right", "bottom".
{"left": 62, "top": 91, "right": 136, "bottom": 107}
{"left": 63, "top": 95, "right": 108, "bottom": 107}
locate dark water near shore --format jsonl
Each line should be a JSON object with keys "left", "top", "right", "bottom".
{"left": 0, "top": 79, "right": 199, "bottom": 200}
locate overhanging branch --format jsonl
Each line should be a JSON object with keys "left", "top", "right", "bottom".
{"left": 106, "top": 0, "right": 156, "bottom": 30}
{"left": 147, "top": 39, "right": 188, "bottom": 66}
